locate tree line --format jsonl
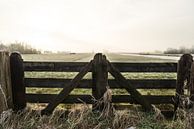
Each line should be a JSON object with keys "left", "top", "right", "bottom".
{"left": 0, "top": 42, "right": 41, "bottom": 54}
{"left": 164, "top": 46, "right": 194, "bottom": 54}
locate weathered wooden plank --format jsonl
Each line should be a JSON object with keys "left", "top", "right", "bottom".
{"left": 10, "top": 52, "right": 26, "bottom": 111}
{"left": 25, "top": 78, "right": 92, "bottom": 88}
{"left": 112, "top": 95, "right": 173, "bottom": 104}
{"left": 41, "top": 60, "right": 93, "bottom": 115}
{"left": 24, "top": 62, "right": 88, "bottom": 72}
{"left": 25, "top": 78, "right": 176, "bottom": 89}
{"left": 108, "top": 61, "right": 153, "bottom": 111}
{"left": 26, "top": 94, "right": 174, "bottom": 104}
{"left": 112, "top": 62, "right": 177, "bottom": 72}
{"left": 25, "top": 78, "right": 91, "bottom": 88}
{"left": 27, "top": 94, "right": 93, "bottom": 104}
{"left": 0, "top": 51, "right": 13, "bottom": 113}
{"left": 23, "top": 61, "right": 177, "bottom": 72}
{"left": 92, "top": 54, "right": 108, "bottom": 111}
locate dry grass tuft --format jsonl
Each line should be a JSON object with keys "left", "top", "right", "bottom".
{"left": 112, "top": 110, "right": 140, "bottom": 129}
{"left": 168, "top": 95, "right": 194, "bottom": 129}
{"left": 99, "top": 87, "right": 114, "bottom": 119}
{"left": 152, "top": 105, "right": 165, "bottom": 121}
{"left": 0, "top": 84, "right": 8, "bottom": 112}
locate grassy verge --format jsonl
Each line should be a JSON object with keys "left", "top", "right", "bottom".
{"left": 0, "top": 103, "right": 191, "bottom": 129}
{"left": 0, "top": 108, "right": 164, "bottom": 129}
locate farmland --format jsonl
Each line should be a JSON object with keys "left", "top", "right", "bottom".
{"left": 22, "top": 53, "right": 176, "bottom": 62}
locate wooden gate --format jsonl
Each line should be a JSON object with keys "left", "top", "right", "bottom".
{"left": 10, "top": 52, "right": 181, "bottom": 116}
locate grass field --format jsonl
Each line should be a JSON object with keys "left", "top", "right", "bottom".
{"left": 22, "top": 53, "right": 94, "bottom": 62}
{"left": 22, "top": 53, "right": 176, "bottom": 62}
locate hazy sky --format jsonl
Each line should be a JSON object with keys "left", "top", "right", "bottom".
{"left": 0, "top": 0, "right": 194, "bottom": 52}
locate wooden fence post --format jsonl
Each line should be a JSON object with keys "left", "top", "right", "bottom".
{"left": 10, "top": 52, "right": 26, "bottom": 111}
{"left": 92, "top": 53, "right": 108, "bottom": 111}
{"left": 0, "top": 51, "right": 13, "bottom": 113}
{"left": 174, "top": 54, "right": 193, "bottom": 111}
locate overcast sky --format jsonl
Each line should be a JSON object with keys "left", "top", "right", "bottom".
{"left": 0, "top": 0, "right": 194, "bottom": 52}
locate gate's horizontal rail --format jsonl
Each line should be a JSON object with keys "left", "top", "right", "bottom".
{"left": 24, "top": 62, "right": 87, "bottom": 72}
{"left": 26, "top": 94, "right": 174, "bottom": 104}
{"left": 25, "top": 78, "right": 176, "bottom": 89}
{"left": 24, "top": 62, "right": 177, "bottom": 72}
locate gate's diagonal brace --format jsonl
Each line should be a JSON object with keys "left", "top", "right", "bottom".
{"left": 41, "top": 60, "right": 93, "bottom": 115}
{"left": 107, "top": 60, "right": 153, "bottom": 112}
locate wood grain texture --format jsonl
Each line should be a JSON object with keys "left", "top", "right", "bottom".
{"left": 10, "top": 52, "right": 26, "bottom": 111}
{"left": 25, "top": 78, "right": 176, "bottom": 89}
{"left": 26, "top": 94, "right": 174, "bottom": 104}
{"left": 92, "top": 54, "right": 108, "bottom": 111}
{"left": 0, "top": 51, "right": 13, "bottom": 113}
{"left": 24, "top": 61, "right": 177, "bottom": 72}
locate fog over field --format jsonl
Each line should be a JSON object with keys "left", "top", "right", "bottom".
{"left": 0, "top": 0, "right": 194, "bottom": 52}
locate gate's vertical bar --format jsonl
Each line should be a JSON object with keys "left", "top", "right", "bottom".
{"left": 92, "top": 53, "right": 108, "bottom": 111}
{"left": 10, "top": 52, "right": 26, "bottom": 111}
{"left": 174, "top": 54, "right": 193, "bottom": 111}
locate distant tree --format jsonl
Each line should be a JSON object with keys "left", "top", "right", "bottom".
{"left": 0, "top": 43, "right": 7, "bottom": 50}
{"left": 0, "top": 42, "right": 41, "bottom": 54}
{"left": 43, "top": 51, "right": 53, "bottom": 54}
{"left": 164, "top": 48, "right": 178, "bottom": 54}
{"left": 164, "top": 46, "right": 194, "bottom": 54}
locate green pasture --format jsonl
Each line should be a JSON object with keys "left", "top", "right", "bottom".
{"left": 22, "top": 53, "right": 94, "bottom": 62}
